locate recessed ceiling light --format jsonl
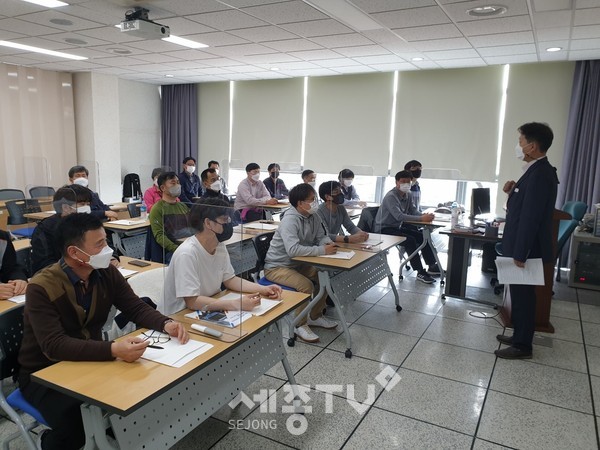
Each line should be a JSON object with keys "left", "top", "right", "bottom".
{"left": 164, "top": 74, "right": 174, "bottom": 78}
{"left": 411, "top": 57, "right": 424, "bottom": 62}
{"left": 64, "top": 38, "right": 87, "bottom": 45}
{"left": 162, "top": 35, "right": 208, "bottom": 49}
{"left": 467, "top": 5, "right": 507, "bottom": 17}
{"left": 20, "top": 0, "right": 68, "bottom": 7}
{"left": 106, "top": 47, "right": 132, "bottom": 55}
{"left": 50, "top": 18, "right": 73, "bottom": 26}
{"left": 0, "top": 40, "right": 87, "bottom": 60}
{"left": 270, "top": 67, "right": 280, "bottom": 71}
{"left": 546, "top": 47, "right": 562, "bottom": 52}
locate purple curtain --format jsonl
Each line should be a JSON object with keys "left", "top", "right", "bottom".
{"left": 161, "top": 84, "right": 198, "bottom": 171}
{"left": 557, "top": 60, "right": 600, "bottom": 210}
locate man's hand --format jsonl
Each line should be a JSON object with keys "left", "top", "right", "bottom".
{"left": 260, "top": 284, "right": 283, "bottom": 299}
{"left": 110, "top": 258, "right": 120, "bottom": 268}
{"left": 0, "top": 283, "right": 15, "bottom": 299}
{"left": 503, "top": 180, "right": 516, "bottom": 194}
{"left": 324, "top": 243, "right": 338, "bottom": 255}
{"left": 111, "top": 337, "right": 149, "bottom": 362}
{"left": 266, "top": 198, "right": 279, "bottom": 205}
{"left": 9, "top": 280, "right": 27, "bottom": 295}
{"left": 105, "top": 210, "right": 119, "bottom": 220}
{"left": 241, "top": 293, "right": 262, "bottom": 310}
{"left": 349, "top": 232, "right": 369, "bottom": 243}
{"left": 513, "top": 259, "right": 525, "bottom": 268}
{"left": 164, "top": 321, "right": 189, "bottom": 344}
{"left": 421, "top": 213, "right": 435, "bottom": 223}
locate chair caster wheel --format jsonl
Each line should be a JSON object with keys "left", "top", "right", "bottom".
{"left": 398, "top": 275, "right": 404, "bottom": 281}
{"left": 396, "top": 305, "right": 402, "bottom": 312}
{"left": 287, "top": 337, "right": 296, "bottom": 347}
{"left": 345, "top": 349, "right": 352, "bottom": 358}
{"left": 440, "top": 281, "right": 445, "bottom": 286}
{"left": 441, "top": 294, "right": 446, "bottom": 300}
{"left": 494, "top": 287, "right": 502, "bottom": 295}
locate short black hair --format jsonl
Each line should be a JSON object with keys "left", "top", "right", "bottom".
{"left": 207, "top": 160, "right": 219, "bottom": 168}
{"left": 318, "top": 180, "right": 341, "bottom": 201}
{"left": 201, "top": 168, "right": 216, "bottom": 183}
{"left": 183, "top": 156, "right": 196, "bottom": 165}
{"left": 190, "top": 197, "right": 231, "bottom": 232}
{"left": 53, "top": 185, "right": 93, "bottom": 212}
{"left": 246, "top": 162, "right": 260, "bottom": 173}
{"left": 518, "top": 122, "right": 554, "bottom": 152}
{"left": 151, "top": 167, "right": 163, "bottom": 180}
{"left": 267, "top": 163, "right": 280, "bottom": 172}
{"left": 68, "top": 165, "right": 88, "bottom": 178}
{"left": 339, "top": 169, "right": 354, "bottom": 180}
{"left": 58, "top": 213, "right": 104, "bottom": 255}
{"left": 289, "top": 183, "right": 315, "bottom": 208}
{"left": 404, "top": 160, "right": 422, "bottom": 170}
{"left": 395, "top": 170, "right": 412, "bottom": 181}
{"left": 157, "top": 171, "right": 178, "bottom": 188}
{"left": 301, "top": 169, "right": 314, "bottom": 180}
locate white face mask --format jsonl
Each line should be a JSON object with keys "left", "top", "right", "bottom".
{"left": 209, "top": 180, "right": 222, "bottom": 192}
{"left": 168, "top": 185, "right": 181, "bottom": 197}
{"left": 399, "top": 183, "right": 411, "bottom": 193}
{"left": 304, "top": 200, "right": 319, "bottom": 215}
{"left": 153, "top": 177, "right": 158, "bottom": 187}
{"left": 76, "top": 245, "right": 113, "bottom": 270}
{"left": 73, "top": 177, "right": 88, "bottom": 187}
{"left": 251, "top": 173, "right": 261, "bottom": 181}
{"left": 308, "top": 181, "right": 316, "bottom": 188}
{"left": 186, "top": 165, "right": 196, "bottom": 174}
{"left": 76, "top": 205, "right": 91, "bottom": 214}
{"left": 515, "top": 143, "right": 525, "bottom": 161}
{"left": 343, "top": 179, "right": 353, "bottom": 187}
{"left": 214, "top": 168, "right": 220, "bottom": 175}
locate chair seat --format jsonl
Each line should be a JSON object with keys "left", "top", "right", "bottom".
{"left": 12, "top": 227, "right": 36, "bottom": 239}
{"left": 257, "top": 277, "right": 295, "bottom": 291}
{"left": 6, "top": 388, "right": 48, "bottom": 427}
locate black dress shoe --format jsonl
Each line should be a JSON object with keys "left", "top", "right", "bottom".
{"left": 494, "top": 346, "right": 532, "bottom": 360}
{"left": 496, "top": 334, "right": 513, "bottom": 345}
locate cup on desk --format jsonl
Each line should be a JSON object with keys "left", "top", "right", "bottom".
{"left": 485, "top": 222, "right": 499, "bottom": 237}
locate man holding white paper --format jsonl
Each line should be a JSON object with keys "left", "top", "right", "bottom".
{"left": 495, "top": 122, "right": 559, "bottom": 360}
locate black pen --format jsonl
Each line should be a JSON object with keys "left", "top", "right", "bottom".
{"left": 147, "top": 345, "right": 163, "bottom": 350}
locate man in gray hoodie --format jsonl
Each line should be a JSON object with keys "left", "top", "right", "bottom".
{"left": 264, "top": 183, "right": 338, "bottom": 343}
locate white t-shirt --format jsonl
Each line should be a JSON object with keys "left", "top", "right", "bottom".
{"left": 163, "top": 236, "right": 235, "bottom": 315}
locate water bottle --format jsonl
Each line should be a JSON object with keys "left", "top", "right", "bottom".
{"left": 450, "top": 202, "right": 459, "bottom": 228}
{"left": 140, "top": 201, "right": 147, "bottom": 220}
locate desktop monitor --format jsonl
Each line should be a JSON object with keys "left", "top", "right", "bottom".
{"left": 470, "top": 188, "right": 490, "bottom": 225}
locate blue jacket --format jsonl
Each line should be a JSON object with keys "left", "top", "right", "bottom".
{"left": 178, "top": 171, "right": 201, "bottom": 204}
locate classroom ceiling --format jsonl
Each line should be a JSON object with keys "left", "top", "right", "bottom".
{"left": 0, "top": 0, "right": 599, "bottom": 84}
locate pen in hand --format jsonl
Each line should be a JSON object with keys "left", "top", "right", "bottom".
{"left": 147, "top": 345, "right": 163, "bottom": 350}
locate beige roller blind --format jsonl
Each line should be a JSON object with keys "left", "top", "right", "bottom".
{"left": 198, "top": 81, "right": 230, "bottom": 166}
{"left": 304, "top": 72, "right": 394, "bottom": 175}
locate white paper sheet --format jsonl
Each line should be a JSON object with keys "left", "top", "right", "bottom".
{"left": 110, "top": 219, "right": 147, "bottom": 226}
{"left": 320, "top": 250, "right": 355, "bottom": 260}
{"left": 184, "top": 308, "right": 253, "bottom": 327}
{"left": 8, "top": 294, "right": 26, "bottom": 303}
{"left": 216, "top": 292, "right": 282, "bottom": 316}
{"left": 495, "top": 257, "right": 544, "bottom": 285}
{"left": 117, "top": 267, "right": 138, "bottom": 278}
{"left": 138, "top": 333, "right": 213, "bottom": 368}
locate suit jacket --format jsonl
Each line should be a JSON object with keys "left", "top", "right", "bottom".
{"left": 501, "top": 157, "right": 559, "bottom": 263}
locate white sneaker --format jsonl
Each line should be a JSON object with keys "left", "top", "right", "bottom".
{"left": 307, "top": 316, "right": 338, "bottom": 329}
{"left": 295, "top": 325, "right": 320, "bottom": 343}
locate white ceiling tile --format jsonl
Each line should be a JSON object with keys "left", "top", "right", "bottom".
{"left": 123, "top": 39, "right": 185, "bottom": 53}
{"left": 310, "top": 33, "right": 375, "bottom": 48}
{"left": 226, "top": 72, "right": 262, "bottom": 80}
{"left": 78, "top": 26, "right": 145, "bottom": 44}
{"left": 166, "top": 60, "right": 215, "bottom": 70}
{"left": 423, "top": 48, "right": 480, "bottom": 59}
{"left": 444, "top": 0, "right": 529, "bottom": 22}
{"left": 91, "top": 55, "right": 150, "bottom": 66}
{"left": 537, "top": 39, "right": 570, "bottom": 50}
{"left": 468, "top": 31, "right": 535, "bottom": 46}
{"left": 412, "top": 37, "right": 471, "bottom": 51}
{"left": 569, "top": 37, "right": 600, "bottom": 48}
{"left": 241, "top": 52, "right": 301, "bottom": 64}
{"left": 394, "top": 24, "right": 462, "bottom": 41}
{"left": 575, "top": 0, "right": 600, "bottom": 8}
{"left": 539, "top": 51, "right": 568, "bottom": 61}
{"left": 330, "top": 66, "right": 377, "bottom": 74}
{"left": 571, "top": 24, "right": 600, "bottom": 37}
{"left": 287, "top": 67, "right": 340, "bottom": 76}
{"left": 367, "top": 62, "right": 417, "bottom": 71}
{"left": 478, "top": 44, "right": 537, "bottom": 56}
{"left": 59, "top": 4, "right": 123, "bottom": 26}
{"left": 227, "top": 64, "right": 268, "bottom": 73}
{"left": 536, "top": 27, "right": 571, "bottom": 40}
{"left": 410, "top": 60, "right": 442, "bottom": 69}
{"left": 288, "top": 48, "right": 344, "bottom": 60}
{"left": 0, "top": 18, "right": 63, "bottom": 36}
{"left": 94, "top": 66, "right": 136, "bottom": 75}
{"left": 532, "top": 0, "right": 574, "bottom": 12}
{"left": 280, "top": 19, "right": 353, "bottom": 37}
{"left": 200, "top": 57, "right": 248, "bottom": 67}
{"left": 334, "top": 44, "right": 391, "bottom": 57}
{"left": 263, "top": 38, "right": 323, "bottom": 52}
{"left": 128, "top": 53, "right": 185, "bottom": 64}
{"left": 158, "top": 17, "right": 216, "bottom": 35}
{"left": 241, "top": 70, "right": 288, "bottom": 79}
{"left": 86, "top": 44, "right": 149, "bottom": 56}
{"left": 191, "top": 67, "right": 236, "bottom": 75}
{"left": 166, "top": 49, "right": 217, "bottom": 60}
{"left": 314, "top": 57, "right": 363, "bottom": 67}
{"left": 17, "top": 10, "right": 105, "bottom": 31}
{"left": 484, "top": 54, "right": 539, "bottom": 64}
{"left": 350, "top": 0, "right": 437, "bottom": 14}
{"left": 533, "top": 10, "right": 573, "bottom": 28}
{"left": 458, "top": 15, "right": 532, "bottom": 36}
{"left": 574, "top": 7, "right": 600, "bottom": 25}
{"left": 0, "top": 54, "right": 42, "bottom": 66}
{"left": 150, "top": 0, "right": 231, "bottom": 16}
{"left": 569, "top": 48, "right": 600, "bottom": 59}
{"left": 42, "top": 31, "right": 111, "bottom": 47}
{"left": 260, "top": 61, "right": 319, "bottom": 70}
{"left": 242, "top": 1, "right": 327, "bottom": 24}
{"left": 229, "top": 25, "right": 299, "bottom": 42}
{"left": 182, "top": 31, "right": 249, "bottom": 47}
{"left": 438, "top": 58, "right": 487, "bottom": 68}
{"left": 208, "top": 43, "right": 277, "bottom": 57}
{"left": 352, "top": 54, "right": 406, "bottom": 64}
{"left": 0, "top": 29, "right": 27, "bottom": 40}
{"left": 127, "top": 63, "right": 182, "bottom": 72}
{"left": 187, "top": 10, "right": 268, "bottom": 31}
{"left": 372, "top": 6, "right": 451, "bottom": 28}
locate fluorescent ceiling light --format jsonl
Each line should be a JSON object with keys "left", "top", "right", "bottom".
{"left": 411, "top": 57, "right": 424, "bottom": 61}
{"left": 0, "top": 41, "right": 87, "bottom": 60}
{"left": 304, "top": 0, "right": 383, "bottom": 31}
{"left": 546, "top": 47, "right": 562, "bottom": 52}
{"left": 20, "top": 0, "right": 68, "bottom": 7}
{"left": 162, "top": 35, "right": 208, "bottom": 49}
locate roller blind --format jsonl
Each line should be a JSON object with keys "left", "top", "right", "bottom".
{"left": 304, "top": 72, "right": 394, "bottom": 175}
{"left": 198, "top": 81, "right": 230, "bottom": 165}
{"left": 231, "top": 78, "right": 303, "bottom": 168}
{"left": 393, "top": 66, "right": 505, "bottom": 181}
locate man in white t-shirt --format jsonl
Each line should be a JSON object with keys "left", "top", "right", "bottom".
{"left": 163, "top": 197, "right": 282, "bottom": 315}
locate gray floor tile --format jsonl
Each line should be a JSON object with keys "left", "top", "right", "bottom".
{"left": 423, "top": 316, "right": 500, "bottom": 353}
{"left": 402, "top": 339, "right": 496, "bottom": 387}
{"left": 375, "top": 368, "right": 486, "bottom": 435}
{"left": 377, "top": 289, "right": 443, "bottom": 316}
{"left": 578, "top": 288, "right": 600, "bottom": 306}
{"left": 552, "top": 280, "right": 578, "bottom": 302}
{"left": 490, "top": 359, "right": 592, "bottom": 413}
{"left": 527, "top": 338, "right": 587, "bottom": 373}
{"left": 244, "top": 388, "right": 365, "bottom": 450}
{"left": 266, "top": 340, "right": 323, "bottom": 380}
{"left": 356, "top": 306, "right": 435, "bottom": 337}
{"left": 355, "top": 286, "right": 390, "bottom": 304}
{"left": 472, "top": 438, "right": 513, "bottom": 449}
{"left": 0, "top": 417, "right": 40, "bottom": 450}
{"left": 396, "top": 274, "right": 445, "bottom": 296}
{"left": 211, "top": 429, "right": 295, "bottom": 449}
{"left": 328, "top": 324, "right": 419, "bottom": 366}
{"left": 297, "top": 325, "right": 344, "bottom": 349}
{"left": 537, "top": 316, "right": 583, "bottom": 344}
{"left": 579, "top": 303, "right": 600, "bottom": 324}
{"left": 344, "top": 407, "right": 472, "bottom": 450}
{"left": 436, "top": 298, "right": 503, "bottom": 329}
{"left": 171, "top": 417, "right": 230, "bottom": 450}
{"left": 295, "top": 348, "right": 397, "bottom": 400}
{"left": 324, "top": 299, "right": 373, "bottom": 323}
{"left": 477, "top": 390, "right": 596, "bottom": 450}
{"left": 589, "top": 375, "right": 600, "bottom": 417}
{"left": 582, "top": 321, "right": 600, "bottom": 346}
{"left": 550, "top": 299, "right": 580, "bottom": 321}
{"left": 586, "top": 344, "right": 600, "bottom": 377}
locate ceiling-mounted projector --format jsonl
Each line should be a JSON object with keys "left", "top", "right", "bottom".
{"left": 119, "top": 7, "right": 170, "bottom": 40}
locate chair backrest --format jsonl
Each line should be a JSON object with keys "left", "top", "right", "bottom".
{"left": 127, "top": 268, "right": 166, "bottom": 313}
{"left": 121, "top": 233, "right": 147, "bottom": 259}
{"left": 127, "top": 202, "right": 141, "bottom": 218}
{"left": 0, "top": 306, "right": 25, "bottom": 381}
{"left": 562, "top": 201, "right": 587, "bottom": 222}
{"left": 357, "top": 207, "right": 379, "bottom": 233}
{"left": 6, "top": 199, "right": 41, "bottom": 225}
{"left": 122, "top": 173, "right": 141, "bottom": 201}
{"left": 252, "top": 232, "right": 275, "bottom": 271}
{"left": 557, "top": 219, "right": 579, "bottom": 254}
{"left": 0, "top": 189, "right": 25, "bottom": 201}
{"left": 29, "top": 186, "right": 55, "bottom": 198}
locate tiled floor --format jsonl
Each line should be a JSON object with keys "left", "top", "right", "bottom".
{"left": 2, "top": 251, "right": 599, "bottom": 450}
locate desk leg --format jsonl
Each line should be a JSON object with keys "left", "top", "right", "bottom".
{"left": 426, "top": 227, "right": 445, "bottom": 289}
{"left": 290, "top": 280, "right": 327, "bottom": 347}
{"left": 318, "top": 270, "right": 353, "bottom": 357}
{"left": 388, "top": 273, "right": 402, "bottom": 311}
{"left": 445, "top": 235, "right": 469, "bottom": 298}
{"left": 80, "top": 404, "right": 117, "bottom": 450}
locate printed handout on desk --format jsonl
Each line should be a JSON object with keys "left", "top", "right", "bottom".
{"left": 138, "top": 333, "right": 213, "bottom": 368}
{"left": 110, "top": 219, "right": 147, "bottom": 226}
{"left": 117, "top": 267, "right": 138, "bottom": 278}
{"left": 495, "top": 257, "right": 544, "bottom": 285}
{"left": 242, "top": 222, "right": 278, "bottom": 231}
{"left": 363, "top": 238, "right": 383, "bottom": 246}
{"left": 217, "top": 292, "right": 282, "bottom": 316}
{"left": 8, "top": 294, "right": 26, "bottom": 304}
{"left": 321, "top": 250, "right": 356, "bottom": 260}
{"left": 185, "top": 308, "right": 253, "bottom": 327}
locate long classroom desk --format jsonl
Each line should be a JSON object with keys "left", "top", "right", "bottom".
{"left": 31, "top": 289, "right": 309, "bottom": 450}
{"left": 103, "top": 219, "right": 150, "bottom": 255}
{"left": 291, "top": 234, "right": 405, "bottom": 358}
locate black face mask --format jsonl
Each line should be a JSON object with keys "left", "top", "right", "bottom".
{"left": 332, "top": 193, "right": 345, "bottom": 205}
{"left": 270, "top": 171, "right": 279, "bottom": 179}
{"left": 215, "top": 222, "right": 234, "bottom": 242}
{"left": 411, "top": 169, "right": 422, "bottom": 179}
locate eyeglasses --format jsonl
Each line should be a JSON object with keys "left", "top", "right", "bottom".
{"left": 141, "top": 330, "right": 171, "bottom": 349}
{"left": 213, "top": 217, "right": 232, "bottom": 225}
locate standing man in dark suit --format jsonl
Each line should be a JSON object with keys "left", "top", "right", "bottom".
{"left": 495, "top": 122, "right": 559, "bottom": 359}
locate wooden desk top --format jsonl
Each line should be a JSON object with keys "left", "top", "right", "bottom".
{"left": 440, "top": 229, "right": 502, "bottom": 242}
{"left": 23, "top": 211, "right": 56, "bottom": 221}
{"left": 108, "top": 202, "right": 132, "bottom": 212}
{"left": 0, "top": 299, "right": 24, "bottom": 314}
{"left": 0, "top": 196, "right": 53, "bottom": 209}
{"left": 403, "top": 219, "right": 451, "bottom": 228}
{"left": 260, "top": 203, "right": 290, "bottom": 210}
{"left": 103, "top": 219, "right": 150, "bottom": 232}
{"left": 13, "top": 238, "right": 32, "bottom": 252}
{"left": 119, "top": 256, "right": 165, "bottom": 274}
{"left": 31, "top": 290, "right": 308, "bottom": 416}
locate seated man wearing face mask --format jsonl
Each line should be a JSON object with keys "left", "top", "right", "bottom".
{"left": 143, "top": 167, "right": 165, "bottom": 213}
{"left": 234, "top": 162, "right": 278, "bottom": 223}
{"left": 179, "top": 156, "right": 201, "bottom": 203}
{"left": 162, "top": 198, "right": 282, "bottom": 315}
{"left": 404, "top": 160, "right": 423, "bottom": 212}
{"left": 375, "top": 170, "right": 439, "bottom": 284}
{"left": 200, "top": 168, "right": 229, "bottom": 204}
{"left": 263, "top": 163, "right": 289, "bottom": 200}
{"left": 68, "top": 165, "right": 118, "bottom": 221}
{"left": 338, "top": 168, "right": 360, "bottom": 205}
{"left": 317, "top": 181, "right": 369, "bottom": 244}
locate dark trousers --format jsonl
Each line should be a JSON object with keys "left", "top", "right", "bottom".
{"left": 21, "top": 380, "right": 85, "bottom": 450}
{"left": 381, "top": 226, "right": 436, "bottom": 273}
{"left": 509, "top": 283, "right": 536, "bottom": 351}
